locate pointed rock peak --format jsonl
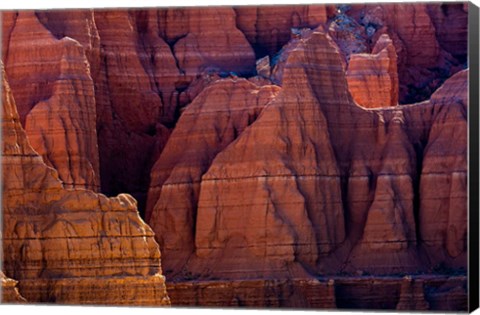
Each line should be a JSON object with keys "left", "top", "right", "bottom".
{"left": 372, "top": 33, "right": 394, "bottom": 54}
{"left": 346, "top": 33, "right": 399, "bottom": 108}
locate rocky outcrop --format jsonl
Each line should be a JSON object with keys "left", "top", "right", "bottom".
{"left": 167, "top": 278, "right": 336, "bottom": 308}
{"left": 1, "top": 272, "right": 27, "bottom": 303}
{"left": 159, "top": 8, "right": 256, "bottom": 80}
{"left": 337, "top": 3, "right": 467, "bottom": 103}
{"left": 147, "top": 27, "right": 467, "bottom": 283}
{"left": 396, "top": 276, "right": 429, "bottom": 310}
{"left": 2, "top": 11, "right": 100, "bottom": 191}
{"left": 146, "top": 79, "right": 280, "bottom": 273}
{"left": 346, "top": 34, "right": 399, "bottom": 108}
{"left": 418, "top": 69, "right": 468, "bottom": 265}
{"left": 234, "top": 5, "right": 328, "bottom": 57}
{"left": 1, "top": 63, "right": 170, "bottom": 306}
{"left": 1, "top": 4, "right": 469, "bottom": 311}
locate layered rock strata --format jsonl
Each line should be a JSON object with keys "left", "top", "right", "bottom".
{"left": 1, "top": 63, "right": 170, "bottom": 306}
{"left": 147, "top": 27, "right": 467, "bottom": 295}
{"left": 2, "top": 11, "right": 100, "bottom": 191}
{"left": 146, "top": 79, "right": 281, "bottom": 272}
{"left": 346, "top": 33, "right": 399, "bottom": 108}
{"left": 234, "top": 5, "right": 328, "bottom": 57}
{"left": 339, "top": 3, "right": 468, "bottom": 103}
{"left": 1, "top": 4, "right": 469, "bottom": 310}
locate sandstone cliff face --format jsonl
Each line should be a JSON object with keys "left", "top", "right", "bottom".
{"left": 335, "top": 3, "right": 467, "bottom": 103}
{"left": 146, "top": 79, "right": 280, "bottom": 273}
{"left": 147, "top": 27, "right": 467, "bottom": 281}
{"left": 1, "top": 4, "right": 469, "bottom": 311}
{"left": 3, "top": 11, "right": 100, "bottom": 191}
{"left": 159, "top": 8, "right": 256, "bottom": 79}
{"left": 1, "top": 63, "right": 170, "bottom": 305}
{"left": 346, "top": 34, "right": 399, "bottom": 108}
{"left": 234, "top": 5, "right": 327, "bottom": 57}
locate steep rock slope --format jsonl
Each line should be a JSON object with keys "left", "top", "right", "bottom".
{"left": 158, "top": 7, "right": 256, "bottom": 79}
{"left": 1, "top": 4, "right": 468, "bottom": 310}
{"left": 146, "top": 79, "right": 280, "bottom": 273}
{"left": 234, "top": 5, "right": 328, "bottom": 57}
{"left": 2, "top": 9, "right": 258, "bottom": 214}
{"left": 1, "top": 63, "right": 170, "bottom": 306}
{"left": 2, "top": 11, "right": 100, "bottom": 191}
{"left": 338, "top": 3, "right": 467, "bottom": 103}
{"left": 346, "top": 33, "right": 399, "bottom": 108}
{"left": 147, "top": 28, "right": 467, "bottom": 280}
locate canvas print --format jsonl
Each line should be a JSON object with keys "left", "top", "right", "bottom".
{"left": 0, "top": 1, "right": 477, "bottom": 311}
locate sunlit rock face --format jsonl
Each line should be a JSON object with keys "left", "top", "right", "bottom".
{"left": 1, "top": 62, "right": 170, "bottom": 306}
{"left": 1, "top": 3, "right": 468, "bottom": 310}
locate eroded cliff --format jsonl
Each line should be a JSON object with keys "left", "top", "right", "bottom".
{"left": 1, "top": 62, "right": 170, "bottom": 305}
{"left": 1, "top": 3, "right": 469, "bottom": 310}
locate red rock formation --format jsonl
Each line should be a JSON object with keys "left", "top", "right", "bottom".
{"left": 346, "top": 34, "right": 399, "bottom": 108}
{"left": 2, "top": 11, "right": 100, "bottom": 191}
{"left": 1, "top": 4, "right": 469, "bottom": 310}
{"left": 1, "top": 63, "right": 170, "bottom": 306}
{"left": 167, "top": 279, "right": 336, "bottom": 308}
{"left": 159, "top": 8, "right": 256, "bottom": 79}
{"left": 146, "top": 79, "right": 280, "bottom": 273}
{"left": 234, "top": 5, "right": 327, "bottom": 56}
{"left": 1, "top": 272, "right": 27, "bottom": 303}
{"left": 418, "top": 70, "right": 468, "bottom": 265}
{"left": 148, "top": 27, "right": 467, "bottom": 282}
{"left": 339, "top": 3, "right": 467, "bottom": 103}
{"left": 427, "top": 3, "right": 468, "bottom": 60}
{"left": 89, "top": 9, "right": 174, "bottom": 209}
{"left": 396, "top": 276, "right": 429, "bottom": 310}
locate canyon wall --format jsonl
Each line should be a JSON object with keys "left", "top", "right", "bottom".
{"left": 1, "top": 62, "right": 169, "bottom": 305}
{"left": 1, "top": 3, "right": 469, "bottom": 310}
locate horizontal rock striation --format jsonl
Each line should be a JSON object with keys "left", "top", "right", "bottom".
{"left": 346, "top": 33, "right": 399, "bottom": 108}
{"left": 1, "top": 3, "right": 469, "bottom": 310}
{"left": 1, "top": 62, "right": 170, "bottom": 306}
{"left": 146, "top": 79, "right": 280, "bottom": 273}
{"left": 147, "top": 26, "right": 467, "bottom": 309}
{"left": 2, "top": 11, "right": 100, "bottom": 191}
{"left": 336, "top": 3, "right": 468, "bottom": 103}
{"left": 166, "top": 275, "right": 466, "bottom": 310}
{"left": 167, "top": 278, "right": 336, "bottom": 308}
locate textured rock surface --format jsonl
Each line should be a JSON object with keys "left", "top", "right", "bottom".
{"left": 147, "top": 26, "right": 467, "bottom": 307}
{"left": 1, "top": 4, "right": 469, "bottom": 310}
{"left": 2, "top": 11, "right": 100, "bottom": 191}
{"left": 396, "top": 276, "right": 429, "bottom": 310}
{"left": 1, "top": 63, "right": 170, "bottom": 306}
{"left": 167, "top": 278, "right": 336, "bottom": 308}
{"left": 335, "top": 3, "right": 468, "bottom": 103}
{"left": 146, "top": 79, "right": 280, "bottom": 273}
{"left": 159, "top": 8, "right": 256, "bottom": 79}
{"left": 346, "top": 34, "right": 399, "bottom": 108}
{"left": 234, "top": 5, "right": 327, "bottom": 57}
{"left": 1, "top": 272, "right": 27, "bottom": 303}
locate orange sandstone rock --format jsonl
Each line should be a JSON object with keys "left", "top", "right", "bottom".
{"left": 3, "top": 11, "right": 100, "bottom": 191}
{"left": 146, "top": 79, "right": 280, "bottom": 273}
{"left": 234, "top": 5, "right": 327, "bottom": 57}
{"left": 147, "top": 28, "right": 467, "bottom": 281}
{"left": 159, "top": 7, "right": 256, "bottom": 79}
{"left": 342, "top": 3, "right": 467, "bottom": 103}
{"left": 1, "top": 63, "right": 170, "bottom": 306}
{"left": 346, "top": 34, "right": 399, "bottom": 108}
